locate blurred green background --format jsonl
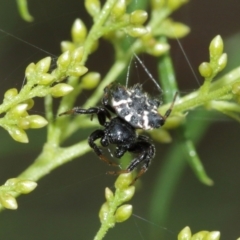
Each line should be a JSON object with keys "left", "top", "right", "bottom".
{"left": 0, "top": 0, "right": 240, "bottom": 239}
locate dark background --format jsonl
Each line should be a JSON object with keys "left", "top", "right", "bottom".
{"left": 0, "top": 0, "right": 240, "bottom": 239}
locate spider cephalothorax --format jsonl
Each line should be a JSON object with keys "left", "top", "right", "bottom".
{"left": 60, "top": 82, "right": 177, "bottom": 184}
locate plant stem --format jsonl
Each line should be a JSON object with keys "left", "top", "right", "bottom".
{"left": 81, "top": 0, "right": 118, "bottom": 65}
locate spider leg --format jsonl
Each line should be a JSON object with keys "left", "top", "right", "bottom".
{"left": 161, "top": 92, "right": 178, "bottom": 122}
{"left": 88, "top": 129, "right": 118, "bottom": 167}
{"left": 114, "top": 145, "right": 129, "bottom": 158}
{"left": 59, "top": 107, "right": 111, "bottom": 126}
{"left": 108, "top": 135, "right": 155, "bottom": 185}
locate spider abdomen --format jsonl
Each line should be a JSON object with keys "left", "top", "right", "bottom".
{"left": 102, "top": 83, "right": 163, "bottom": 130}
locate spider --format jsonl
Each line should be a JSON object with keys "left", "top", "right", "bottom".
{"left": 60, "top": 83, "right": 177, "bottom": 185}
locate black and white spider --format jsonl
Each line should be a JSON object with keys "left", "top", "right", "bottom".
{"left": 60, "top": 83, "right": 177, "bottom": 184}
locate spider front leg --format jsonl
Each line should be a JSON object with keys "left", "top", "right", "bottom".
{"left": 88, "top": 129, "right": 118, "bottom": 167}
{"left": 161, "top": 92, "right": 178, "bottom": 124}
{"left": 108, "top": 136, "right": 155, "bottom": 185}
{"left": 59, "top": 106, "right": 111, "bottom": 126}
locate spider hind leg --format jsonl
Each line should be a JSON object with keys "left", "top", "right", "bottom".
{"left": 108, "top": 136, "right": 155, "bottom": 185}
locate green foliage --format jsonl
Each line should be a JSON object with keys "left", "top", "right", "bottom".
{"left": 1, "top": 0, "right": 240, "bottom": 239}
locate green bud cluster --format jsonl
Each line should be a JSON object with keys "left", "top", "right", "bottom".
{"left": 109, "top": 1, "right": 149, "bottom": 38}
{"left": 25, "top": 57, "right": 54, "bottom": 85}
{"left": 178, "top": 226, "right": 221, "bottom": 240}
{"left": 83, "top": 0, "right": 190, "bottom": 60}
{"left": 195, "top": 35, "right": 240, "bottom": 122}
{"left": 198, "top": 35, "right": 227, "bottom": 80}
{"left": 2, "top": 95, "right": 48, "bottom": 143}
{"left": 53, "top": 47, "right": 88, "bottom": 82}
{"left": 111, "top": 0, "right": 190, "bottom": 56}
{"left": 25, "top": 55, "right": 77, "bottom": 98}
{"left": 98, "top": 173, "right": 135, "bottom": 228}
{"left": 0, "top": 48, "right": 88, "bottom": 142}
{"left": 0, "top": 178, "right": 37, "bottom": 210}
{"left": 136, "top": 0, "right": 189, "bottom": 57}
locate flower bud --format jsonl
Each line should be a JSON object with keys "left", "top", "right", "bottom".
{"left": 11, "top": 103, "right": 28, "bottom": 116}
{"left": 191, "top": 231, "right": 208, "bottom": 240}
{"left": 38, "top": 73, "right": 55, "bottom": 85}
{"left": 205, "top": 231, "right": 220, "bottom": 240}
{"left": 111, "top": 0, "right": 126, "bottom": 20}
{"left": 68, "top": 65, "right": 88, "bottom": 77}
{"left": 71, "top": 47, "right": 84, "bottom": 63}
{"left": 26, "top": 115, "right": 48, "bottom": 128}
{"left": 163, "top": 20, "right": 190, "bottom": 38}
{"left": 130, "top": 10, "right": 148, "bottom": 25}
{"left": 57, "top": 51, "right": 71, "bottom": 69}
{"left": 115, "top": 173, "right": 133, "bottom": 190}
{"left": 18, "top": 118, "right": 30, "bottom": 129}
{"left": 99, "top": 202, "right": 111, "bottom": 224}
{"left": 118, "top": 186, "right": 135, "bottom": 202}
{"left": 141, "top": 29, "right": 153, "bottom": 43}
{"left": 71, "top": 19, "right": 87, "bottom": 44}
{"left": 199, "top": 62, "right": 213, "bottom": 78}
{"left": 8, "top": 126, "right": 29, "bottom": 143}
{"left": 115, "top": 204, "right": 132, "bottom": 222}
{"left": 35, "top": 57, "right": 51, "bottom": 73}
{"left": 82, "top": 72, "right": 100, "bottom": 89}
{"left": 147, "top": 42, "right": 170, "bottom": 56}
{"left": 23, "top": 99, "right": 35, "bottom": 110}
{"left": 209, "top": 35, "right": 224, "bottom": 60}
{"left": 4, "top": 88, "right": 18, "bottom": 101}
{"left": 25, "top": 63, "right": 36, "bottom": 78}
{"left": 50, "top": 83, "right": 74, "bottom": 97}
{"left": 217, "top": 53, "right": 227, "bottom": 72}
{"left": 15, "top": 180, "right": 38, "bottom": 194}
{"left": 178, "top": 226, "right": 191, "bottom": 240}
{"left": 4, "top": 178, "right": 19, "bottom": 187}
{"left": 61, "top": 41, "right": 75, "bottom": 52}
{"left": 90, "top": 39, "right": 99, "bottom": 53}
{"left": 105, "top": 187, "right": 114, "bottom": 202}
{"left": 150, "top": 129, "right": 172, "bottom": 143}
{"left": 163, "top": 115, "right": 185, "bottom": 129}
{"left": 50, "top": 69, "right": 61, "bottom": 81}
{"left": 172, "top": 22, "right": 190, "bottom": 38}
{"left": 127, "top": 26, "right": 148, "bottom": 38}
{"left": 85, "top": 0, "right": 101, "bottom": 17}
{"left": 0, "top": 193, "right": 18, "bottom": 210}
